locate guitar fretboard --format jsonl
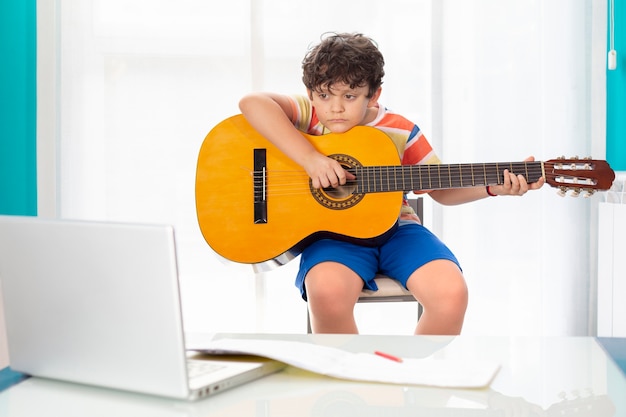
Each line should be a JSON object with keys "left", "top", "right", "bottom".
{"left": 351, "top": 161, "right": 545, "bottom": 193}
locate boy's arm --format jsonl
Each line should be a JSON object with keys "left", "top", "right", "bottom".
{"left": 239, "top": 92, "right": 353, "bottom": 189}
{"left": 428, "top": 156, "right": 545, "bottom": 205}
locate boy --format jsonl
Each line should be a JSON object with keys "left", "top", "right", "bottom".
{"left": 239, "top": 32, "right": 544, "bottom": 334}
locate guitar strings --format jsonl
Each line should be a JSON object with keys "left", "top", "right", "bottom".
{"left": 251, "top": 165, "right": 548, "bottom": 187}
{"left": 252, "top": 174, "right": 600, "bottom": 197}
{"left": 251, "top": 177, "right": 575, "bottom": 197}
{"left": 249, "top": 163, "right": 558, "bottom": 197}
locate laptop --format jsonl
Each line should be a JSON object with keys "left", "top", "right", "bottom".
{"left": 0, "top": 216, "right": 285, "bottom": 400}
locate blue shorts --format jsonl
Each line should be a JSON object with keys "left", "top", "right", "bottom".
{"left": 296, "top": 222, "right": 461, "bottom": 301}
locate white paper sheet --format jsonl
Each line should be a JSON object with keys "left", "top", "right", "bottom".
{"left": 189, "top": 338, "right": 500, "bottom": 389}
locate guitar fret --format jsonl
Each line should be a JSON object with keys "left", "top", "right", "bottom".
{"left": 385, "top": 167, "right": 391, "bottom": 190}
{"left": 427, "top": 165, "right": 433, "bottom": 189}
{"left": 373, "top": 166, "right": 379, "bottom": 192}
{"left": 461, "top": 164, "right": 473, "bottom": 186}
{"left": 488, "top": 163, "right": 500, "bottom": 185}
{"left": 524, "top": 163, "right": 529, "bottom": 181}
{"left": 395, "top": 165, "right": 401, "bottom": 191}
{"left": 418, "top": 165, "right": 422, "bottom": 191}
{"left": 483, "top": 163, "right": 487, "bottom": 185}
{"left": 450, "top": 164, "right": 461, "bottom": 188}
{"left": 427, "top": 166, "right": 433, "bottom": 189}
{"left": 361, "top": 167, "right": 369, "bottom": 193}
{"left": 482, "top": 164, "right": 490, "bottom": 185}
{"left": 382, "top": 167, "right": 386, "bottom": 191}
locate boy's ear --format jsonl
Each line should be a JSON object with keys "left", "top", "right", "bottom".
{"left": 368, "top": 87, "right": 382, "bottom": 106}
{"left": 307, "top": 89, "right": 314, "bottom": 100}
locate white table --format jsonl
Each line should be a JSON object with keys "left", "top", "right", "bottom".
{"left": 0, "top": 334, "right": 624, "bottom": 416}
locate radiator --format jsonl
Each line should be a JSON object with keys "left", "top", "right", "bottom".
{"left": 597, "top": 175, "right": 626, "bottom": 337}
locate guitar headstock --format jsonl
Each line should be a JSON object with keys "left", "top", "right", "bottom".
{"left": 545, "top": 157, "right": 616, "bottom": 197}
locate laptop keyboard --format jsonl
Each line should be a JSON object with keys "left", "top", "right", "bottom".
{"left": 187, "top": 360, "right": 226, "bottom": 378}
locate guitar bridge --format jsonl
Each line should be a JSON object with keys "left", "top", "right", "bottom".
{"left": 253, "top": 149, "right": 267, "bottom": 224}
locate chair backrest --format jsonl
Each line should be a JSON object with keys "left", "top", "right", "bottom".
{"left": 408, "top": 197, "right": 423, "bottom": 222}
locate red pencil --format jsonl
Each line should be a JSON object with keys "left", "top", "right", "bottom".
{"left": 374, "top": 350, "right": 403, "bottom": 363}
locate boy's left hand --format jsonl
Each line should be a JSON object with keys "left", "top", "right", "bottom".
{"left": 489, "top": 156, "right": 545, "bottom": 196}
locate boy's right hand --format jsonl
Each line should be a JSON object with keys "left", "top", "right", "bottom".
{"left": 303, "top": 152, "right": 356, "bottom": 189}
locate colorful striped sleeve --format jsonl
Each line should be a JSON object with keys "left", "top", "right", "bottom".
{"left": 288, "top": 95, "right": 326, "bottom": 135}
{"left": 373, "top": 112, "right": 441, "bottom": 166}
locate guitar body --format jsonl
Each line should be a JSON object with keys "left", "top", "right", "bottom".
{"left": 195, "top": 115, "right": 403, "bottom": 264}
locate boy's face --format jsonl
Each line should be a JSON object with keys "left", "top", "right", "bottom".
{"left": 308, "top": 83, "right": 381, "bottom": 133}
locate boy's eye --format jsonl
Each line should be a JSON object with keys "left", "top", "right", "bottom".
{"left": 345, "top": 94, "right": 355, "bottom": 99}
{"left": 319, "top": 93, "right": 328, "bottom": 99}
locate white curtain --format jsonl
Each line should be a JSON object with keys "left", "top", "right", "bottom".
{"left": 432, "top": 1, "right": 607, "bottom": 336}
{"left": 38, "top": 0, "right": 606, "bottom": 335}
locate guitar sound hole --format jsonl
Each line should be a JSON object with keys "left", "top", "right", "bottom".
{"left": 313, "top": 183, "right": 363, "bottom": 210}
{"left": 310, "top": 154, "right": 365, "bottom": 210}
{"left": 322, "top": 184, "right": 357, "bottom": 199}
{"left": 322, "top": 157, "right": 358, "bottom": 199}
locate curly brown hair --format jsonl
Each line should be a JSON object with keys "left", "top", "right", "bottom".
{"left": 301, "top": 32, "right": 385, "bottom": 98}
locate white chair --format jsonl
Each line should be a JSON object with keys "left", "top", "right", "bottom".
{"left": 306, "top": 197, "right": 424, "bottom": 333}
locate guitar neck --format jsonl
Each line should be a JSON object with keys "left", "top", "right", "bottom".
{"left": 352, "top": 161, "right": 545, "bottom": 193}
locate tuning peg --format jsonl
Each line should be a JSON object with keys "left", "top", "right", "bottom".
{"left": 570, "top": 188, "right": 580, "bottom": 198}
{"left": 557, "top": 187, "right": 567, "bottom": 197}
{"left": 584, "top": 190, "right": 595, "bottom": 198}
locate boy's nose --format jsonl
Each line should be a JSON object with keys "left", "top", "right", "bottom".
{"left": 330, "top": 98, "right": 344, "bottom": 112}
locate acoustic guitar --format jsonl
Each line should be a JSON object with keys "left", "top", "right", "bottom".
{"left": 195, "top": 114, "right": 615, "bottom": 265}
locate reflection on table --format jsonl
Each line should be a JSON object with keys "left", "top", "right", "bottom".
{"left": 0, "top": 335, "right": 623, "bottom": 417}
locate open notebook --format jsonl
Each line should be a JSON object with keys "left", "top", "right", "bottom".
{"left": 0, "top": 216, "right": 285, "bottom": 400}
